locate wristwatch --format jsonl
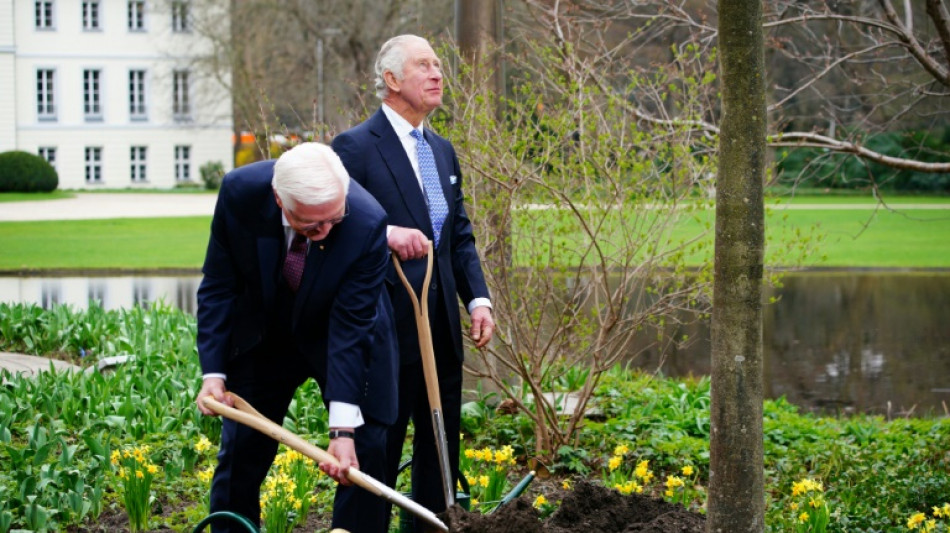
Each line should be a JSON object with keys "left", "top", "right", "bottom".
{"left": 328, "top": 429, "right": 356, "bottom": 440}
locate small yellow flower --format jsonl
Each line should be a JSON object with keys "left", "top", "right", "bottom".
{"left": 533, "top": 495, "right": 548, "bottom": 508}
{"left": 561, "top": 479, "right": 572, "bottom": 490}
{"left": 136, "top": 470, "right": 144, "bottom": 479}
{"left": 681, "top": 465, "right": 694, "bottom": 476}
{"left": 147, "top": 464, "right": 159, "bottom": 475}
{"left": 198, "top": 466, "right": 214, "bottom": 484}
{"left": 613, "top": 444, "right": 629, "bottom": 456}
{"left": 608, "top": 455, "right": 622, "bottom": 471}
{"left": 195, "top": 436, "right": 213, "bottom": 454}
{"left": 789, "top": 502, "right": 799, "bottom": 511}
{"left": 464, "top": 449, "right": 476, "bottom": 459}
{"left": 907, "top": 512, "right": 926, "bottom": 529}
{"left": 110, "top": 450, "right": 121, "bottom": 465}
{"left": 798, "top": 511, "right": 809, "bottom": 523}
{"left": 478, "top": 475, "right": 489, "bottom": 488}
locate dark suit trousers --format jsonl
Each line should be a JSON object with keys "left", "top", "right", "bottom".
{"left": 209, "top": 290, "right": 390, "bottom": 533}
{"left": 385, "top": 314, "right": 463, "bottom": 532}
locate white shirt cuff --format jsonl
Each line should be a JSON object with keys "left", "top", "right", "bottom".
{"left": 328, "top": 401, "right": 365, "bottom": 428}
{"left": 467, "top": 298, "right": 492, "bottom": 314}
{"left": 203, "top": 373, "right": 227, "bottom": 381}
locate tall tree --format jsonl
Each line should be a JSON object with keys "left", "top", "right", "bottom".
{"left": 708, "top": 0, "right": 766, "bottom": 531}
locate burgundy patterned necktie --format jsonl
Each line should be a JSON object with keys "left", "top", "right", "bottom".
{"left": 283, "top": 232, "right": 307, "bottom": 291}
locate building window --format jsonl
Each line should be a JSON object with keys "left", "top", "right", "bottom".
{"left": 127, "top": 0, "right": 145, "bottom": 31}
{"left": 130, "top": 146, "right": 147, "bottom": 182}
{"left": 172, "top": 70, "right": 190, "bottom": 119}
{"left": 133, "top": 281, "right": 151, "bottom": 309}
{"left": 82, "top": 1, "right": 100, "bottom": 30}
{"left": 85, "top": 147, "right": 103, "bottom": 183}
{"left": 88, "top": 281, "right": 107, "bottom": 308}
{"left": 40, "top": 282, "right": 62, "bottom": 310}
{"left": 36, "top": 69, "right": 56, "bottom": 120}
{"left": 83, "top": 69, "right": 102, "bottom": 120}
{"left": 38, "top": 147, "right": 57, "bottom": 171}
{"left": 129, "top": 70, "right": 147, "bottom": 119}
{"left": 174, "top": 145, "right": 191, "bottom": 182}
{"left": 35, "top": 1, "right": 54, "bottom": 29}
{"left": 171, "top": 1, "right": 189, "bottom": 32}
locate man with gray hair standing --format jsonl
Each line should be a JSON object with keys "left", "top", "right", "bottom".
{"left": 195, "top": 142, "right": 397, "bottom": 532}
{"left": 332, "top": 34, "right": 495, "bottom": 531}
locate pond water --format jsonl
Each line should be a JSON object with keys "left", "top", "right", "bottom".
{"left": 1, "top": 271, "right": 947, "bottom": 417}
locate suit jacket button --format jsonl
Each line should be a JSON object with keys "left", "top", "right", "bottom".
{"left": 430, "top": 282, "right": 437, "bottom": 290}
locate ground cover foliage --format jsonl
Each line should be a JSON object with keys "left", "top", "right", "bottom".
{"left": 0, "top": 303, "right": 948, "bottom": 531}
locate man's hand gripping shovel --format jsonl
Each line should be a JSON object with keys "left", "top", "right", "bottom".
{"left": 200, "top": 393, "right": 448, "bottom": 532}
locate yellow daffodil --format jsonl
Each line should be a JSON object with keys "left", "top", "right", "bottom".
{"left": 908, "top": 512, "right": 926, "bottom": 529}
{"left": 681, "top": 465, "right": 694, "bottom": 476}
{"left": 613, "top": 444, "right": 629, "bottom": 456}
{"left": 533, "top": 495, "right": 548, "bottom": 508}
{"left": 798, "top": 511, "right": 809, "bottom": 523}
{"left": 608, "top": 455, "right": 622, "bottom": 471}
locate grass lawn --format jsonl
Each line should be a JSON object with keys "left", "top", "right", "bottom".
{"left": 0, "top": 196, "right": 948, "bottom": 270}
{"left": 0, "top": 217, "right": 211, "bottom": 271}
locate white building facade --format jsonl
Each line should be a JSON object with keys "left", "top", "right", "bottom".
{"left": 2, "top": 0, "right": 232, "bottom": 189}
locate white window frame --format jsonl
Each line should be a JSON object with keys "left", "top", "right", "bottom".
{"left": 174, "top": 145, "right": 191, "bottom": 182}
{"left": 38, "top": 147, "right": 57, "bottom": 171}
{"left": 127, "top": 0, "right": 145, "bottom": 31}
{"left": 85, "top": 147, "right": 103, "bottom": 184}
{"left": 129, "top": 69, "right": 147, "bottom": 120}
{"left": 82, "top": 1, "right": 100, "bottom": 31}
{"left": 130, "top": 146, "right": 147, "bottom": 183}
{"left": 35, "top": 1, "right": 55, "bottom": 30}
{"left": 36, "top": 68, "right": 56, "bottom": 120}
{"left": 83, "top": 69, "right": 103, "bottom": 120}
{"left": 172, "top": 69, "right": 191, "bottom": 119}
{"left": 171, "top": 0, "right": 189, "bottom": 32}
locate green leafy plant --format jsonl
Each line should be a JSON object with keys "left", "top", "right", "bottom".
{"left": 110, "top": 445, "right": 160, "bottom": 532}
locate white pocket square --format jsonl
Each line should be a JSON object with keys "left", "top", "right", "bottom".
{"left": 449, "top": 175, "right": 458, "bottom": 185}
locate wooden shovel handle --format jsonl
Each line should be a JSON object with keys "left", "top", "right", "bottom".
{"left": 200, "top": 393, "right": 448, "bottom": 532}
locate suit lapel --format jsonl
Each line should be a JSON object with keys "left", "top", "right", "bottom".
{"left": 257, "top": 198, "right": 284, "bottom": 313}
{"left": 369, "top": 111, "right": 435, "bottom": 237}
{"left": 292, "top": 235, "right": 329, "bottom": 322}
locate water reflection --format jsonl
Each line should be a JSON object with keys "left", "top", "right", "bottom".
{"left": 1, "top": 272, "right": 948, "bottom": 417}
{"left": 0, "top": 275, "right": 201, "bottom": 315}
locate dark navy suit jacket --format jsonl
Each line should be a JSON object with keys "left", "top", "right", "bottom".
{"left": 196, "top": 160, "right": 398, "bottom": 425}
{"left": 332, "top": 108, "right": 490, "bottom": 364}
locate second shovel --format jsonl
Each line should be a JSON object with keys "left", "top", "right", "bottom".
{"left": 392, "top": 243, "right": 455, "bottom": 508}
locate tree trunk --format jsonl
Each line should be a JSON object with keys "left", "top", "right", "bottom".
{"left": 455, "top": 0, "right": 511, "bottom": 269}
{"left": 708, "top": 0, "right": 766, "bottom": 531}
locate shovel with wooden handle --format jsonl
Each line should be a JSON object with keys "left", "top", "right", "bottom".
{"left": 200, "top": 393, "right": 449, "bottom": 532}
{"left": 392, "top": 243, "right": 456, "bottom": 509}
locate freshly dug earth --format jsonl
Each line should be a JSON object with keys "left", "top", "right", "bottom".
{"left": 442, "top": 481, "right": 705, "bottom": 533}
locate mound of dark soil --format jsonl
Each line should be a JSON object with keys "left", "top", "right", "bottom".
{"left": 442, "top": 481, "right": 705, "bottom": 533}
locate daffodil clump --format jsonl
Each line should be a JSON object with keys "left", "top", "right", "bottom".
{"left": 110, "top": 445, "right": 160, "bottom": 532}
{"left": 663, "top": 464, "right": 699, "bottom": 508}
{"left": 785, "top": 478, "right": 830, "bottom": 533}
{"left": 532, "top": 493, "right": 557, "bottom": 518}
{"left": 259, "top": 448, "right": 323, "bottom": 533}
{"left": 460, "top": 443, "right": 516, "bottom": 512}
{"left": 602, "top": 443, "right": 654, "bottom": 495}
{"left": 193, "top": 435, "right": 216, "bottom": 511}
{"left": 906, "top": 502, "right": 950, "bottom": 532}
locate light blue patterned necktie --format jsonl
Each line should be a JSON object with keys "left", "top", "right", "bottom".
{"left": 411, "top": 129, "right": 448, "bottom": 247}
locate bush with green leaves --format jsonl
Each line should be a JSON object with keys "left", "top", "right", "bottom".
{"left": 0, "top": 151, "right": 58, "bottom": 192}
{"left": 199, "top": 161, "right": 225, "bottom": 190}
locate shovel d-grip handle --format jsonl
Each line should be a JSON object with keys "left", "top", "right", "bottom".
{"left": 201, "top": 393, "right": 448, "bottom": 532}
{"left": 392, "top": 245, "right": 456, "bottom": 508}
